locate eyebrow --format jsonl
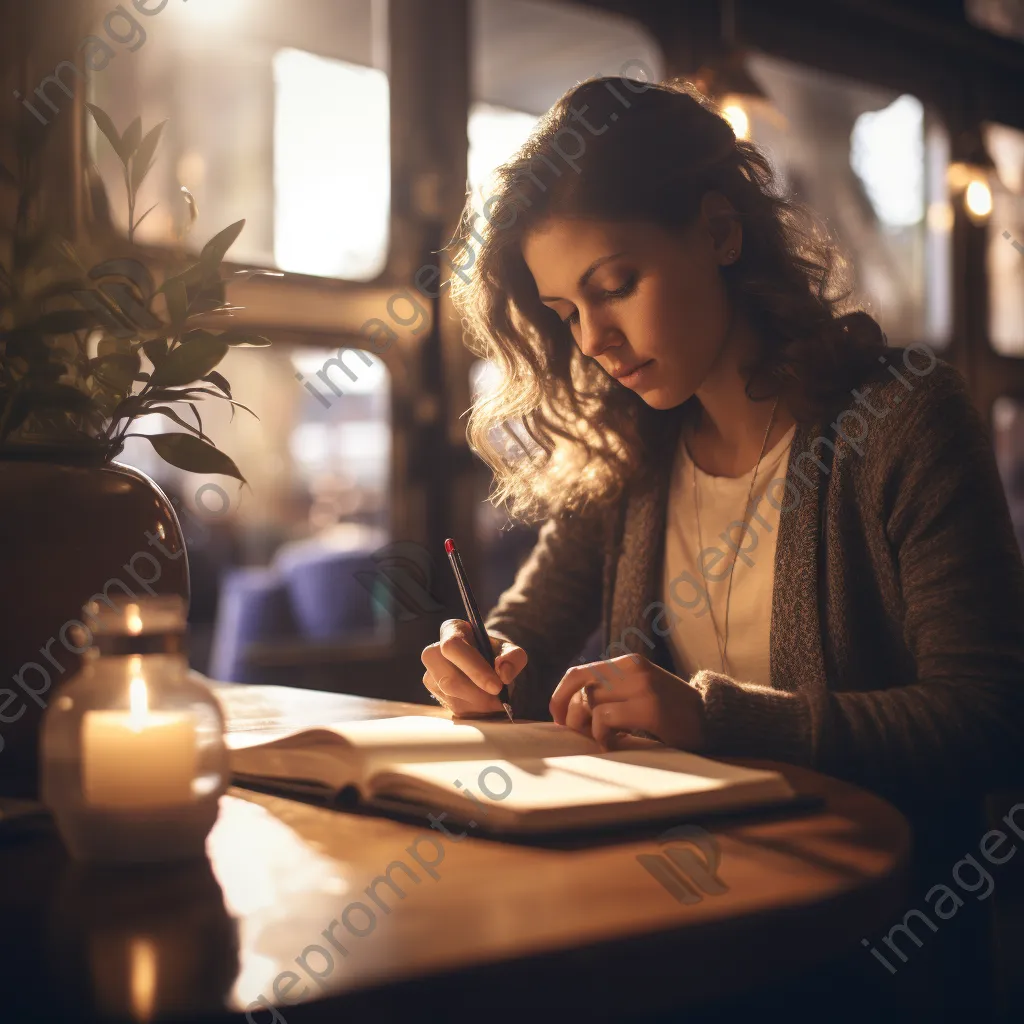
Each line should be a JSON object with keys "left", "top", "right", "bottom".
{"left": 538, "top": 251, "right": 627, "bottom": 302}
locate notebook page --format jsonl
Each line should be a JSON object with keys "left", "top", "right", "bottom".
{"left": 227, "top": 716, "right": 612, "bottom": 769}
{"left": 373, "top": 748, "right": 793, "bottom": 828}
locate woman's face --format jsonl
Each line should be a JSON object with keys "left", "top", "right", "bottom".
{"left": 521, "top": 199, "right": 740, "bottom": 410}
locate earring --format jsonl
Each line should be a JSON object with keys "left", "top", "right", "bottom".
{"left": 726, "top": 249, "right": 737, "bottom": 262}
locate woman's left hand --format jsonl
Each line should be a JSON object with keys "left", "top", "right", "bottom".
{"left": 549, "top": 655, "right": 707, "bottom": 751}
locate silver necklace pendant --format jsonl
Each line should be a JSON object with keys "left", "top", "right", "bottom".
{"left": 688, "top": 396, "right": 780, "bottom": 676}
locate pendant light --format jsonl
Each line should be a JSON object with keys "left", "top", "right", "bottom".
{"left": 692, "top": 0, "right": 784, "bottom": 139}
{"left": 948, "top": 125, "right": 998, "bottom": 225}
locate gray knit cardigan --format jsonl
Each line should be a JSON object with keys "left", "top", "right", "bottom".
{"left": 484, "top": 358, "right": 1024, "bottom": 809}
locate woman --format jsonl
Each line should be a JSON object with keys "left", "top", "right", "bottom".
{"left": 420, "top": 75, "right": 1024, "bottom": 816}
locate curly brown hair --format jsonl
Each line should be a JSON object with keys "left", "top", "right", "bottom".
{"left": 448, "top": 75, "right": 889, "bottom": 524}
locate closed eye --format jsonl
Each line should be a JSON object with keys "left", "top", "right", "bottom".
{"left": 558, "top": 273, "right": 637, "bottom": 329}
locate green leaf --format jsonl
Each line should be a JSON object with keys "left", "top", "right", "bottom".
{"left": 33, "top": 309, "right": 100, "bottom": 334}
{"left": 136, "top": 405, "right": 212, "bottom": 441}
{"left": 86, "top": 104, "right": 124, "bottom": 164}
{"left": 0, "top": 383, "right": 93, "bottom": 444}
{"left": 199, "top": 219, "right": 245, "bottom": 266}
{"left": 218, "top": 330, "right": 272, "bottom": 347}
{"left": 186, "top": 278, "right": 227, "bottom": 315}
{"left": 121, "top": 117, "right": 143, "bottom": 164}
{"left": 130, "top": 120, "right": 166, "bottom": 193}
{"left": 107, "top": 393, "right": 145, "bottom": 423}
{"left": 202, "top": 371, "right": 232, "bottom": 398}
{"left": 0, "top": 392, "right": 32, "bottom": 443}
{"left": 26, "top": 276, "right": 92, "bottom": 306}
{"left": 31, "top": 361, "right": 68, "bottom": 383}
{"left": 222, "top": 396, "right": 257, "bottom": 420}
{"left": 89, "top": 258, "right": 155, "bottom": 300}
{"left": 149, "top": 336, "right": 229, "bottom": 389}
{"left": 51, "top": 237, "right": 83, "bottom": 268}
{"left": 157, "top": 262, "right": 213, "bottom": 296}
{"left": 90, "top": 352, "right": 140, "bottom": 393}
{"left": 98, "top": 281, "right": 165, "bottom": 329}
{"left": 181, "top": 328, "right": 222, "bottom": 346}
{"left": 133, "top": 432, "right": 245, "bottom": 482}
{"left": 72, "top": 288, "right": 135, "bottom": 337}
{"left": 142, "top": 338, "right": 168, "bottom": 365}
{"left": 164, "top": 278, "right": 188, "bottom": 327}
{"left": 134, "top": 203, "right": 159, "bottom": 234}
{"left": 143, "top": 386, "right": 220, "bottom": 404}
{"left": 1, "top": 328, "right": 48, "bottom": 363}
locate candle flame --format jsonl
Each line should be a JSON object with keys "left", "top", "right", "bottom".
{"left": 129, "top": 936, "right": 157, "bottom": 1021}
{"left": 126, "top": 605, "right": 143, "bottom": 634}
{"left": 129, "top": 677, "right": 149, "bottom": 730}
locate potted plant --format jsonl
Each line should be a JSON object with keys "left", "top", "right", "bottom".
{"left": 0, "top": 105, "right": 270, "bottom": 797}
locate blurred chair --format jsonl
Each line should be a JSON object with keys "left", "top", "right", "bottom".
{"left": 209, "top": 523, "right": 393, "bottom": 683}
{"left": 276, "top": 546, "right": 379, "bottom": 639}
{"left": 207, "top": 566, "right": 297, "bottom": 683}
{"left": 273, "top": 522, "right": 388, "bottom": 639}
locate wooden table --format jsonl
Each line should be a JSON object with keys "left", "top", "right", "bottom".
{"left": 0, "top": 681, "right": 911, "bottom": 1023}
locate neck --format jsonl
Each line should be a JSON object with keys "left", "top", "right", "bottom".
{"left": 687, "top": 309, "right": 795, "bottom": 476}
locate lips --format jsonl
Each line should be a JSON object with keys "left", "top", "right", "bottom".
{"left": 609, "top": 359, "right": 654, "bottom": 380}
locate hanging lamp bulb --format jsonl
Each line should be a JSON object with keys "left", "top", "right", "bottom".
{"left": 948, "top": 126, "right": 998, "bottom": 224}
{"left": 692, "top": 0, "right": 785, "bottom": 138}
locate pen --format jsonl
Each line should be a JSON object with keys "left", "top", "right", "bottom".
{"left": 444, "top": 538, "right": 515, "bottom": 723}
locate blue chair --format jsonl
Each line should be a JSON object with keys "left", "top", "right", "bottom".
{"left": 208, "top": 566, "right": 298, "bottom": 683}
{"left": 276, "top": 545, "right": 380, "bottom": 640}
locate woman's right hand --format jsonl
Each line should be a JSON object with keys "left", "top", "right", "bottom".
{"left": 420, "top": 619, "right": 528, "bottom": 716}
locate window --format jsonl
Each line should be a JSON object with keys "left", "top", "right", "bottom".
{"left": 468, "top": 103, "right": 539, "bottom": 195}
{"left": 114, "top": 342, "right": 393, "bottom": 677}
{"left": 468, "top": 0, "right": 664, "bottom": 194}
{"left": 288, "top": 347, "right": 391, "bottom": 535}
{"left": 993, "top": 397, "right": 1024, "bottom": 556}
{"left": 742, "top": 54, "right": 952, "bottom": 346}
{"left": 87, "top": 0, "right": 390, "bottom": 281}
{"left": 984, "top": 122, "right": 1024, "bottom": 355}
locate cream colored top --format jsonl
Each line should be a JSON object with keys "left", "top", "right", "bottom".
{"left": 660, "top": 423, "right": 797, "bottom": 688}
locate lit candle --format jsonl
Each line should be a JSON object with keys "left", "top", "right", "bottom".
{"left": 82, "top": 673, "right": 197, "bottom": 810}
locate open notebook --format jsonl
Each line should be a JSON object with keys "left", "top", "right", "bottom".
{"left": 228, "top": 716, "right": 799, "bottom": 834}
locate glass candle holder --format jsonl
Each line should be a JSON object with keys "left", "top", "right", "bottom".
{"left": 41, "top": 595, "right": 229, "bottom": 864}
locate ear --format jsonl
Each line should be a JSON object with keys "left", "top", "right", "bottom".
{"left": 699, "top": 191, "right": 742, "bottom": 265}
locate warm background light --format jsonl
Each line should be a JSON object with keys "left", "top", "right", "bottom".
{"left": 173, "top": 0, "right": 248, "bottom": 26}
{"left": 129, "top": 936, "right": 158, "bottom": 1022}
{"left": 721, "top": 101, "right": 750, "bottom": 139}
{"left": 965, "top": 178, "right": 994, "bottom": 220}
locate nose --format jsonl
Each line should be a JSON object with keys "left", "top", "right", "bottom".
{"left": 576, "top": 307, "right": 622, "bottom": 361}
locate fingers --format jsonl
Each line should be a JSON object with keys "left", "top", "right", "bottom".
{"left": 420, "top": 622, "right": 525, "bottom": 714}
{"left": 437, "top": 619, "right": 506, "bottom": 695}
{"left": 564, "top": 689, "right": 593, "bottom": 736}
{"left": 422, "top": 670, "right": 448, "bottom": 708}
{"left": 590, "top": 700, "right": 637, "bottom": 750}
{"left": 550, "top": 664, "right": 597, "bottom": 725}
{"left": 421, "top": 642, "right": 491, "bottom": 703}
{"left": 549, "top": 657, "right": 644, "bottom": 725}
{"left": 422, "top": 669, "right": 501, "bottom": 717}
{"left": 493, "top": 638, "right": 528, "bottom": 686}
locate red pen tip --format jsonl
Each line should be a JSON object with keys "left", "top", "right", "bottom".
{"left": 444, "top": 538, "right": 455, "bottom": 553}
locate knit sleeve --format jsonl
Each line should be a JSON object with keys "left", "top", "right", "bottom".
{"left": 484, "top": 508, "right": 607, "bottom": 722}
{"left": 691, "top": 365, "right": 1024, "bottom": 809}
